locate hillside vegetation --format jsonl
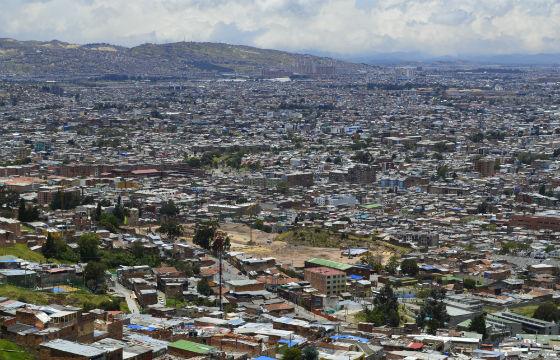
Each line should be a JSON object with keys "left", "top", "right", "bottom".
{"left": 0, "top": 244, "right": 46, "bottom": 263}
{"left": 276, "top": 227, "right": 410, "bottom": 255}
{"left": 0, "top": 339, "right": 33, "bottom": 360}
{"left": 0, "top": 285, "right": 126, "bottom": 311}
{"left": 0, "top": 38, "right": 361, "bottom": 79}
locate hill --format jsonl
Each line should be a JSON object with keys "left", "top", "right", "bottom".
{"left": 0, "top": 38, "right": 361, "bottom": 79}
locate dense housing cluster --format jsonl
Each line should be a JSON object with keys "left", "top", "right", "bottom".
{"left": 0, "top": 60, "right": 560, "bottom": 359}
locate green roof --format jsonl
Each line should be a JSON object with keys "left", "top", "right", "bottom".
{"left": 169, "top": 340, "right": 216, "bottom": 354}
{"left": 307, "top": 258, "right": 352, "bottom": 271}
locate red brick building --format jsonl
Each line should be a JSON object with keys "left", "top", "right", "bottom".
{"left": 304, "top": 267, "right": 346, "bottom": 296}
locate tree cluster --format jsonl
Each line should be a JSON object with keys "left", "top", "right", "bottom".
{"left": 416, "top": 288, "right": 450, "bottom": 334}
{"left": 363, "top": 284, "right": 400, "bottom": 327}
{"left": 18, "top": 199, "right": 39, "bottom": 222}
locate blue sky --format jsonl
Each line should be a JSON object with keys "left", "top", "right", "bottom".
{"left": 1, "top": 0, "right": 560, "bottom": 56}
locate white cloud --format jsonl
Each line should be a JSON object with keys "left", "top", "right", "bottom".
{"left": 1, "top": 0, "right": 559, "bottom": 56}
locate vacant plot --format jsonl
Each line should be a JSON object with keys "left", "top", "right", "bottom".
{"left": 217, "top": 224, "right": 404, "bottom": 268}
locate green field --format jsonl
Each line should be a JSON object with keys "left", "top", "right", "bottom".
{"left": 511, "top": 304, "right": 539, "bottom": 317}
{"left": 0, "top": 284, "right": 125, "bottom": 311}
{"left": 0, "top": 339, "right": 33, "bottom": 360}
{"left": 0, "top": 244, "right": 46, "bottom": 263}
{"left": 276, "top": 227, "right": 411, "bottom": 255}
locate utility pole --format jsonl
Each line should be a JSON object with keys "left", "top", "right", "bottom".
{"left": 219, "top": 246, "right": 223, "bottom": 315}
{"left": 213, "top": 230, "right": 226, "bottom": 316}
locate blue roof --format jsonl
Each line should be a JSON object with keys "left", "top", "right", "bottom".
{"left": 128, "top": 324, "right": 157, "bottom": 332}
{"left": 398, "top": 293, "right": 416, "bottom": 299}
{"left": 254, "top": 357, "right": 276, "bottom": 360}
{"left": 228, "top": 318, "right": 245, "bottom": 326}
{"left": 420, "top": 264, "right": 436, "bottom": 271}
{"left": 277, "top": 339, "right": 303, "bottom": 347}
{"left": 348, "top": 274, "right": 363, "bottom": 280}
{"left": 330, "top": 334, "right": 370, "bottom": 343}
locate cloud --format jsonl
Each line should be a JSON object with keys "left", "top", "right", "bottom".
{"left": 0, "top": 0, "right": 559, "bottom": 56}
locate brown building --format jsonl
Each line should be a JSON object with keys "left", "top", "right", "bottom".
{"left": 304, "top": 267, "right": 346, "bottom": 296}
{"left": 39, "top": 339, "right": 116, "bottom": 360}
{"left": 509, "top": 214, "right": 560, "bottom": 231}
{"left": 225, "top": 279, "right": 265, "bottom": 292}
{"left": 347, "top": 164, "right": 376, "bottom": 184}
{"left": 0, "top": 217, "right": 21, "bottom": 239}
{"left": 474, "top": 157, "right": 497, "bottom": 177}
{"left": 37, "top": 186, "right": 81, "bottom": 206}
{"left": 285, "top": 172, "right": 314, "bottom": 188}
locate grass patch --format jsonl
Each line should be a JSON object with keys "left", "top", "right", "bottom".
{"left": 0, "top": 284, "right": 124, "bottom": 310}
{"left": 276, "top": 228, "right": 411, "bottom": 257}
{"left": 0, "top": 339, "right": 33, "bottom": 360}
{"left": 0, "top": 244, "right": 46, "bottom": 263}
{"left": 511, "top": 304, "right": 539, "bottom": 318}
{"left": 166, "top": 297, "right": 187, "bottom": 309}
{"left": 21, "top": 225, "right": 34, "bottom": 234}
{"left": 277, "top": 227, "right": 374, "bottom": 248}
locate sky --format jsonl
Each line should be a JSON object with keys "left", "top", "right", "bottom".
{"left": 1, "top": 0, "right": 560, "bottom": 58}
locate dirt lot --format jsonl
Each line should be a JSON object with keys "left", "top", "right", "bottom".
{"left": 136, "top": 222, "right": 398, "bottom": 269}
{"left": 219, "top": 223, "right": 395, "bottom": 268}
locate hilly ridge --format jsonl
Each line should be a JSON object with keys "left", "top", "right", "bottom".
{"left": 0, "top": 38, "right": 358, "bottom": 79}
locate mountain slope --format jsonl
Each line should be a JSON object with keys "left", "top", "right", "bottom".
{"left": 0, "top": 38, "right": 357, "bottom": 79}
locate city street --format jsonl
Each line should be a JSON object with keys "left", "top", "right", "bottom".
{"left": 111, "top": 277, "right": 140, "bottom": 314}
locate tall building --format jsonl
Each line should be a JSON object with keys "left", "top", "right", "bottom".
{"left": 304, "top": 266, "right": 346, "bottom": 296}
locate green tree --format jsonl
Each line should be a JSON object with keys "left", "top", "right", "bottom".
{"left": 42, "top": 233, "right": 58, "bottom": 259}
{"left": 400, "top": 259, "right": 419, "bottom": 276}
{"left": 84, "top": 261, "right": 107, "bottom": 293}
{"left": 184, "top": 156, "right": 202, "bottom": 168}
{"left": 197, "top": 277, "right": 214, "bottom": 296}
{"left": 468, "top": 132, "right": 484, "bottom": 143}
{"left": 282, "top": 346, "right": 302, "bottom": 360}
{"left": 0, "top": 188, "right": 19, "bottom": 208}
{"left": 158, "top": 221, "right": 184, "bottom": 238}
{"left": 385, "top": 255, "right": 399, "bottom": 275}
{"left": 93, "top": 202, "right": 102, "bottom": 222}
{"left": 360, "top": 253, "right": 383, "bottom": 273}
{"left": 416, "top": 288, "right": 450, "bottom": 334}
{"left": 276, "top": 181, "right": 289, "bottom": 195}
{"left": 469, "top": 313, "right": 487, "bottom": 339}
{"left": 372, "top": 284, "right": 400, "bottom": 327}
{"left": 436, "top": 164, "right": 449, "bottom": 179}
{"left": 193, "top": 221, "right": 218, "bottom": 250}
{"left": 99, "top": 212, "right": 120, "bottom": 232}
{"left": 41, "top": 233, "right": 78, "bottom": 263}
{"left": 210, "top": 230, "right": 231, "bottom": 257}
{"left": 78, "top": 233, "right": 100, "bottom": 262}
{"left": 463, "top": 278, "right": 477, "bottom": 290}
{"left": 302, "top": 346, "right": 318, "bottom": 360}
{"left": 534, "top": 302, "right": 560, "bottom": 322}
{"left": 113, "top": 195, "right": 125, "bottom": 222}
{"left": 159, "top": 200, "right": 179, "bottom": 217}
{"left": 17, "top": 199, "right": 39, "bottom": 222}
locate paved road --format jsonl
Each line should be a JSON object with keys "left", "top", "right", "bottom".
{"left": 112, "top": 278, "right": 141, "bottom": 314}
